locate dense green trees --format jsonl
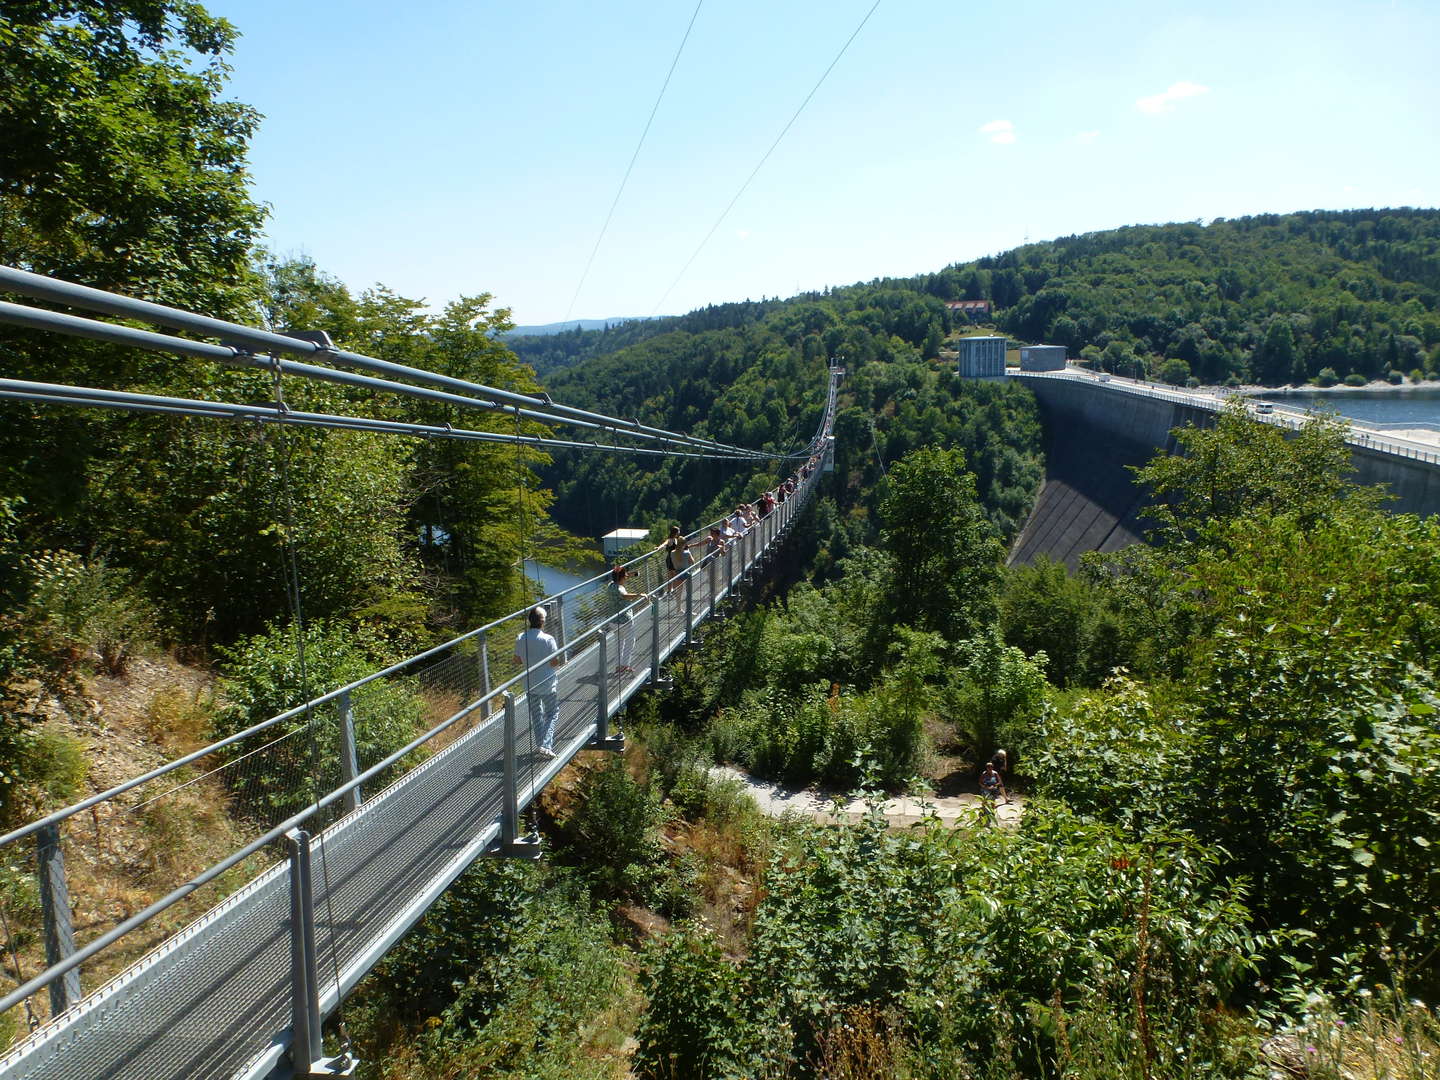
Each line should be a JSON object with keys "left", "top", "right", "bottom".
{"left": 879, "top": 446, "right": 1002, "bottom": 642}
{"left": 0, "top": 1, "right": 264, "bottom": 310}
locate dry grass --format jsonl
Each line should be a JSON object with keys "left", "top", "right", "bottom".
{"left": 1280, "top": 990, "right": 1440, "bottom": 1080}
{"left": 813, "top": 1005, "right": 911, "bottom": 1080}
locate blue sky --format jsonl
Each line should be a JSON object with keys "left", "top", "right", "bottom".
{"left": 207, "top": 0, "right": 1440, "bottom": 327}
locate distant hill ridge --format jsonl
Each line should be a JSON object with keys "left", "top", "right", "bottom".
{"left": 518, "top": 208, "right": 1440, "bottom": 389}
{"left": 507, "top": 316, "right": 661, "bottom": 337}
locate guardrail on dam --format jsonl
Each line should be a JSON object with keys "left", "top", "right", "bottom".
{"left": 1009, "top": 371, "right": 1440, "bottom": 568}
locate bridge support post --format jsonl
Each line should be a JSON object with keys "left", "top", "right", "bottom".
{"left": 649, "top": 594, "right": 662, "bottom": 683}
{"left": 477, "top": 629, "right": 492, "bottom": 717}
{"left": 592, "top": 633, "right": 623, "bottom": 752}
{"left": 707, "top": 554, "right": 718, "bottom": 619}
{"left": 35, "top": 823, "right": 80, "bottom": 1016}
{"left": 288, "top": 829, "right": 358, "bottom": 1078}
{"left": 684, "top": 570, "right": 694, "bottom": 647}
{"left": 288, "top": 829, "right": 322, "bottom": 1076}
{"left": 552, "top": 598, "right": 566, "bottom": 654}
{"left": 337, "top": 691, "right": 362, "bottom": 814}
{"left": 726, "top": 541, "right": 735, "bottom": 602}
{"left": 499, "top": 694, "right": 540, "bottom": 859}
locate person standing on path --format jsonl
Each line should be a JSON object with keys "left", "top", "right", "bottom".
{"left": 513, "top": 606, "right": 561, "bottom": 757}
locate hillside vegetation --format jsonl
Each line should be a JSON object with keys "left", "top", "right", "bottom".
{"left": 516, "top": 209, "right": 1440, "bottom": 389}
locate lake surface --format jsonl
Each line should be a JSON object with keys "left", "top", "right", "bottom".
{"left": 1257, "top": 387, "right": 1440, "bottom": 428}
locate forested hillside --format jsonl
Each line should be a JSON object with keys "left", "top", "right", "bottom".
{"left": 521, "top": 209, "right": 1440, "bottom": 389}
{"left": 536, "top": 293, "right": 1043, "bottom": 548}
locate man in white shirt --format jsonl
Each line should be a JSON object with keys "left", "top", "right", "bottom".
{"left": 727, "top": 506, "right": 748, "bottom": 537}
{"left": 513, "top": 606, "right": 561, "bottom": 757}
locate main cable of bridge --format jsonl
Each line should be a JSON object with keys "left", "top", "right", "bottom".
{"left": 565, "top": 0, "right": 705, "bottom": 322}
{"left": 651, "top": 0, "right": 883, "bottom": 316}
{"left": 0, "top": 379, "right": 768, "bottom": 460}
{"left": 0, "top": 266, "right": 802, "bottom": 462}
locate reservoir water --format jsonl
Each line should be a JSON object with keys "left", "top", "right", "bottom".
{"left": 1257, "top": 387, "right": 1440, "bottom": 429}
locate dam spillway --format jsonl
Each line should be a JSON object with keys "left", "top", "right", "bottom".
{"left": 1009, "top": 371, "right": 1440, "bottom": 568}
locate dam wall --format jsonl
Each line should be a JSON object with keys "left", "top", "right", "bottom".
{"left": 1009, "top": 372, "right": 1440, "bottom": 568}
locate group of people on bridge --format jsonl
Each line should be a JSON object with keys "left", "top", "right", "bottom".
{"left": 512, "top": 455, "right": 821, "bottom": 758}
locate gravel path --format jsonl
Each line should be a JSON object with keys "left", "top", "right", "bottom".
{"left": 711, "top": 766, "right": 1024, "bottom": 828}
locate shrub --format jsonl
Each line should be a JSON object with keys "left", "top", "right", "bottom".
{"left": 213, "top": 620, "right": 424, "bottom": 821}
{"left": 1344, "top": 372, "right": 1368, "bottom": 386}
{"left": 634, "top": 929, "right": 760, "bottom": 1080}
{"left": 555, "top": 755, "right": 665, "bottom": 901}
{"left": 1388, "top": 369, "right": 1405, "bottom": 384}
{"left": 1316, "top": 366, "right": 1340, "bottom": 387}
{"left": 25, "top": 551, "right": 155, "bottom": 676}
{"left": 361, "top": 860, "right": 628, "bottom": 1079}
{"left": 945, "top": 629, "right": 1049, "bottom": 763}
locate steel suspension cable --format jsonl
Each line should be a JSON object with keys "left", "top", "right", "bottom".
{"left": 652, "top": 0, "right": 883, "bottom": 315}
{"left": 0, "top": 298, "right": 772, "bottom": 460}
{"left": 0, "top": 380, "right": 769, "bottom": 461}
{"left": 566, "top": 0, "right": 705, "bottom": 321}
{"left": 0, "top": 267, "right": 792, "bottom": 459}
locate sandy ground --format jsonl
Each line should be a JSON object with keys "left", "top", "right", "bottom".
{"left": 711, "top": 765, "right": 1024, "bottom": 828}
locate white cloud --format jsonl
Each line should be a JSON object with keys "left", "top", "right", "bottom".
{"left": 1136, "top": 81, "right": 1210, "bottom": 115}
{"left": 735, "top": 229, "right": 751, "bottom": 241}
{"left": 979, "top": 119, "right": 1016, "bottom": 144}
{"left": 1073, "top": 129, "right": 1101, "bottom": 143}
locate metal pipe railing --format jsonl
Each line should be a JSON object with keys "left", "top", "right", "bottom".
{"left": 0, "top": 266, "right": 793, "bottom": 461}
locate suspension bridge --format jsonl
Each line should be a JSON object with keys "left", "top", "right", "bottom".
{"left": 0, "top": 268, "right": 840, "bottom": 1079}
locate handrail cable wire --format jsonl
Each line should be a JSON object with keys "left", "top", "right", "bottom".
{"left": 512, "top": 409, "right": 541, "bottom": 832}
{"left": 651, "top": 0, "right": 883, "bottom": 315}
{"left": 565, "top": 0, "right": 705, "bottom": 321}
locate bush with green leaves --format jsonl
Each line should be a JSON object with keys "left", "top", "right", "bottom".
{"left": 635, "top": 803, "right": 1262, "bottom": 1079}
{"left": 23, "top": 550, "right": 155, "bottom": 677}
{"left": 553, "top": 755, "right": 669, "bottom": 904}
{"left": 355, "top": 859, "right": 628, "bottom": 1080}
{"left": 944, "top": 628, "right": 1049, "bottom": 765}
{"left": 213, "top": 619, "right": 424, "bottom": 821}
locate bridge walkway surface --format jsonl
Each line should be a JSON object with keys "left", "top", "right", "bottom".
{"left": 0, "top": 384, "right": 835, "bottom": 1080}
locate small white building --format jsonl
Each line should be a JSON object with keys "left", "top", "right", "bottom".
{"left": 601, "top": 528, "right": 650, "bottom": 559}
{"left": 1019, "top": 344, "right": 1067, "bottom": 371}
{"left": 956, "top": 335, "right": 1007, "bottom": 378}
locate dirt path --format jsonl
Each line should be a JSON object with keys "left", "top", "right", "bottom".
{"left": 710, "top": 765, "right": 1024, "bottom": 828}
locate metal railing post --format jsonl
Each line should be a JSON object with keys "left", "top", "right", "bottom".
{"left": 707, "top": 551, "right": 718, "bottom": 617}
{"left": 650, "top": 593, "right": 662, "bottom": 681}
{"left": 478, "top": 629, "right": 492, "bottom": 715}
{"left": 684, "top": 569, "right": 695, "bottom": 646}
{"left": 287, "top": 829, "right": 322, "bottom": 1078}
{"left": 501, "top": 694, "right": 519, "bottom": 848}
{"left": 337, "top": 691, "right": 361, "bottom": 813}
{"left": 726, "top": 539, "right": 735, "bottom": 596}
{"left": 552, "top": 597, "right": 566, "bottom": 650}
{"left": 596, "top": 632, "right": 610, "bottom": 744}
{"left": 35, "top": 823, "right": 80, "bottom": 1016}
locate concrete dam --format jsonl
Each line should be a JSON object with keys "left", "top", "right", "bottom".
{"left": 1008, "top": 372, "right": 1440, "bottom": 568}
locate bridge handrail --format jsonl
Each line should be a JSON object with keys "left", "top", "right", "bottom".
{"left": 0, "top": 463, "right": 815, "bottom": 853}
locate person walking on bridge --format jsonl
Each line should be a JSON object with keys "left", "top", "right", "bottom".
{"left": 607, "top": 564, "right": 640, "bottom": 675}
{"left": 514, "top": 606, "right": 561, "bottom": 757}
